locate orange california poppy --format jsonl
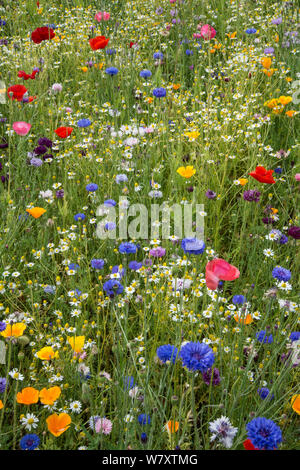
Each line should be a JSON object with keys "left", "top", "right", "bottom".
{"left": 46, "top": 413, "right": 71, "bottom": 437}
{"left": 26, "top": 207, "right": 46, "bottom": 219}
{"left": 1, "top": 322, "right": 26, "bottom": 338}
{"left": 176, "top": 166, "right": 196, "bottom": 178}
{"left": 0, "top": 400, "right": 3, "bottom": 410}
{"left": 17, "top": 387, "right": 39, "bottom": 405}
{"left": 291, "top": 395, "right": 300, "bottom": 415}
{"left": 234, "top": 313, "right": 253, "bottom": 325}
{"left": 36, "top": 346, "right": 58, "bottom": 361}
{"left": 67, "top": 336, "right": 85, "bottom": 353}
{"left": 261, "top": 57, "right": 272, "bottom": 69}
{"left": 89, "top": 36, "right": 109, "bottom": 50}
{"left": 166, "top": 420, "right": 179, "bottom": 433}
{"left": 39, "top": 386, "right": 61, "bottom": 405}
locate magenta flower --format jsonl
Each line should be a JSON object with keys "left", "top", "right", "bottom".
{"left": 199, "top": 24, "right": 216, "bottom": 40}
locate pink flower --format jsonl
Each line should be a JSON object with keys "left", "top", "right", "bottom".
{"left": 95, "top": 11, "right": 110, "bottom": 21}
{"left": 199, "top": 24, "right": 216, "bottom": 40}
{"left": 193, "top": 33, "right": 202, "bottom": 39}
{"left": 295, "top": 174, "right": 300, "bottom": 182}
{"left": 95, "top": 417, "right": 112, "bottom": 435}
{"left": 205, "top": 258, "right": 240, "bottom": 290}
{"left": 12, "top": 121, "right": 31, "bottom": 136}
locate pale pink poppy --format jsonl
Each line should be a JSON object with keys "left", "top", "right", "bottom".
{"left": 199, "top": 24, "right": 216, "bottom": 40}
{"left": 295, "top": 174, "right": 300, "bottom": 182}
{"left": 12, "top": 121, "right": 31, "bottom": 136}
{"left": 95, "top": 11, "right": 110, "bottom": 21}
{"left": 205, "top": 258, "right": 240, "bottom": 290}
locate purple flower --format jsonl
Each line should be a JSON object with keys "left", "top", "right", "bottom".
{"left": 0, "top": 321, "right": 6, "bottom": 332}
{"left": 243, "top": 189, "right": 260, "bottom": 202}
{"left": 287, "top": 226, "right": 300, "bottom": 239}
{"left": 0, "top": 377, "right": 7, "bottom": 393}
{"left": 264, "top": 47, "right": 275, "bottom": 55}
{"left": 181, "top": 238, "right": 205, "bottom": 255}
{"left": 271, "top": 17, "right": 282, "bottom": 25}
{"left": 86, "top": 183, "right": 98, "bottom": 192}
{"left": 149, "top": 247, "right": 166, "bottom": 257}
{"left": 202, "top": 367, "right": 221, "bottom": 386}
{"left": 205, "top": 190, "right": 217, "bottom": 199}
{"left": 30, "top": 157, "right": 43, "bottom": 167}
{"left": 56, "top": 189, "right": 64, "bottom": 199}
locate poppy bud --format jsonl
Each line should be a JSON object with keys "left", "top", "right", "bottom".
{"left": 81, "top": 383, "right": 91, "bottom": 404}
{"left": 18, "top": 351, "right": 25, "bottom": 360}
{"left": 18, "top": 335, "right": 30, "bottom": 346}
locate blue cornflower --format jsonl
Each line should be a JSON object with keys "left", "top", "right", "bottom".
{"left": 111, "top": 265, "right": 125, "bottom": 278}
{"left": 68, "top": 263, "right": 80, "bottom": 271}
{"left": 290, "top": 332, "right": 300, "bottom": 342}
{"left": 257, "top": 387, "right": 274, "bottom": 400}
{"left": 104, "top": 199, "right": 117, "bottom": 207}
{"left": 156, "top": 344, "right": 178, "bottom": 364}
{"left": 105, "top": 222, "right": 116, "bottom": 231}
{"left": 86, "top": 183, "right": 98, "bottom": 192}
{"left": 91, "top": 259, "right": 105, "bottom": 270}
{"left": 279, "top": 234, "right": 288, "bottom": 245}
{"left": 264, "top": 47, "right": 275, "bottom": 55}
{"left": 128, "top": 261, "right": 142, "bottom": 271}
{"left": 272, "top": 266, "right": 291, "bottom": 282}
{"left": 140, "top": 69, "right": 152, "bottom": 79}
{"left": 106, "top": 48, "right": 116, "bottom": 55}
{"left": 77, "top": 118, "right": 91, "bottom": 128}
{"left": 246, "top": 417, "right": 282, "bottom": 450}
{"left": 185, "top": 49, "right": 193, "bottom": 56}
{"left": 115, "top": 174, "right": 128, "bottom": 184}
{"left": 123, "top": 376, "right": 135, "bottom": 390}
{"left": 232, "top": 295, "right": 246, "bottom": 305}
{"left": 256, "top": 330, "right": 273, "bottom": 344}
{"left": 180, "top": 342, "right": 215, "bottom": 372}
{"left": 153, "top": 87, "right": 166, "bottom": 98}
{"left": 181, "top": 238, "right": 205, "bottom": 255}
{"left": 138, "top": 414, "right": 151, "bottom": 425}
{"left": 74, "top": 213, "right": 85, "bottom": 221}
{"left": 274, "top": 167, "right": 282, "bottom": 174}
{"left": 245, "top": 28, "right": 257, "bottom": 34}
{"left": 105, "top": 67, "right": 119, "bottom": 76}
{"left": 0, "top": 321, "right": 6, "bottom": 332}
{"left": 43, "top": 285, "right": 56, "bottom": 294}
{"left": 0, "top": 377, "right": 7, "bottom": 393}
{"left": 103, "top": 279, "right": 123, "bottom": 297}
{"left": 153, "top": 52, "right": 163, "bottom": 60}
{"left": 119, "top": 242, "right": 137, "bottom": 254}
{"left": 141, "top": 432, "right": 148, "bottom": 443}
{"left": 20, "top": 434, "right": 40, "bottom": 450}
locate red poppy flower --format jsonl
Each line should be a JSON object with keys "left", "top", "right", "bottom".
{"left": 129, "top": 41, "right": 136, "bottom": 48}
{"left": 31, "top": 27, "right": 55, "bottom": 44}
{"left": 249, "top": 166, "right": 275, "bottom": 184}
{"left": 18, "top": 70, "right": 39, "bottom": 80}
{"left": 243, "top": 439, "right": 260, "bottom": 450}
{"left": 54, "top": 127, "right": 73, "bottom": 138}
{"left": 89, "top": 36, "right": 109, "bottom": 50}
{"left": 7, "top": 85, "right": 28, "bottom": 101}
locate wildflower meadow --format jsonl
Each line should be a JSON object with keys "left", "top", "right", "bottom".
{"left": 0, "top": 0, "right": 299, "bottom": 453}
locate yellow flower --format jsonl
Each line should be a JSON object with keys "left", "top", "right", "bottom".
{"left": 176, "top": 166, "right": 196, "bottom": 178}
{"left": 36, "top": 346, "right": 58, "bottom": 361}
{"left": 67, "top": 335, "right": 85, "bottom": 353}
{"left": 238, "top": 178, "right": 248, "bottom": 186}
{"left": 1, "top": 323, "right": 26, "bottom": 338}
{"left": 184, "top": 131, "right": 200, "bottom": 142}
{"left": 291, "top": 395, "right": 300, "bottom": 415}
{"left": 81, "top": 66, "right": 88, "bottom": 72}
{"left": 26, "top": 207, "right": 46, "bottom": 219}
{"left": 0, "top": 400, "right": 3, "bottom": 410}
{"left": 173, "top": 84, "right": 180, "bottom": 90}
